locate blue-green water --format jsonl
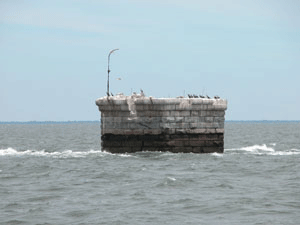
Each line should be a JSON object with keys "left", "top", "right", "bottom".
{"left": 0, "top": 122, "right": 299, "bottom": 224}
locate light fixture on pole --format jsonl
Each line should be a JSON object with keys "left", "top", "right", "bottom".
{"left": 107, "top": 48, "right": 119, "bottom": 96}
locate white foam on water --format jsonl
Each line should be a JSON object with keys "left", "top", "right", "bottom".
{"left": 211, "top": 152, "right": 223, "bottom": 157}
{"left": 225, "top": 145, "right": 300, "bottom": 156}
{"left": 240, "top": 144, "right": 275, "bottom": 152}
{"left": 0, "top": 148, "right": 110, "bottom": 158}
{"left": 268, "top": 151, "right": 300, "bottom": 156}
{"left": 167, "top": 177, "right": 176, "bottom": 181}
{"left": 270, "top": 143, "right": 277, "bottom": 146}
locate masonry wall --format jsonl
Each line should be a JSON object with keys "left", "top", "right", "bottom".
{"left": 96, "top": 96, "right": 227, "bottom": 153}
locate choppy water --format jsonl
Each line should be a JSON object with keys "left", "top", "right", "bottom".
{"left": 0, "top": 122, "right": 299, "bottom": 225}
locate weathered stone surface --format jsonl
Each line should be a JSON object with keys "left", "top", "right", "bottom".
{"left": 97, "top": 96, "right": 227, "bottom": 153}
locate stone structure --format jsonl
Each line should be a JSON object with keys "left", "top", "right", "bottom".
{"left": 96, "top": 94, "right": 227, "bottom": 153}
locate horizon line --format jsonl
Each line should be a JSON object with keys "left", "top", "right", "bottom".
{"left": 0, "top": 120, "right": 299, "bottom": 124}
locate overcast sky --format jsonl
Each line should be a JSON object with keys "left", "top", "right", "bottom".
{"left": 1, "top": 0, "right": 299, "bottom": 121}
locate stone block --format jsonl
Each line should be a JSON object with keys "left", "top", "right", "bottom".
{"left": 162, "top": 117, "right": 176, "bottom": 123}
{"left": 192, "top": 105, "right": 208, "bottom": 110}
{"left": 202, "top": 147, "right": 223, "bottom": 153}
{"left": 199, "top": 111, "right": 207, "bottom": 117}
{"left": 189, "top": 123, "right": 199, "bottom": 129}
{"left": 202, "top": 99, "right": 214, "bottom": 105}
{"left": 143, "top": 129, "right": 162, "bottom": 135}
{"left": 166, "top": 140, "right": 188, "bottom": 147}
{"left": 205, "top": 128, "right": 216, "bottom": 134}
{"left": 163, "top": 128, "right": 176, "bottom": 134}
{"left": 205, "top": 117, "right": 214, "bottom": 122}
{"left": 179, "top": 111, "right": 191, "bottom": 117}
{"left": 133, "top": 121, "right": 160, "bottom": 129}
{"left": 120, "top": 104, "right": 129, "bottom": 111}
{"left": 134, "top": 98, "right": 152, "bottom": 105}
{"left": 205, "top": 111, "right": 214, "bottom": 117}
{"left": 160, "top": 122, "right": 189, "bottom": 129}
{"left": 189, "top": 140, "right": 206, "bottom": 147}
{"left": 173, "top": 147, "right": 193, "bottom": 153}
{"left": 216, "top": 128, "right": 224, "bottom": 133}
{"left": 175, "top": 129, "right": 187, "bottom": 134}
{"left": 175, "top": 104, "right": 193, "bottom": 110}
{"left": 101, "top": 111, "right": 131, "bottom": 117}
{"left": 184, "top": 117, "right": 197, "bottom": 123}
{"left": 151, "top": 98, "right": 181, "bottom": 105}
{"left": 191, "top": 147, "right": 203, "bottom": 153}
{"left": 188, "top": 128, "right": 206, "bottom": 134}
{"left": 207, "top": 105, "right": 215, "bottom": 110}
{"left": 213, "top": 117, "right": 224, "bottom": 122}
{"left": 214, "top": 104, "right": 227, "bottom": 110}
{"left": 112, "top": 99, "right": 128, "bottom": 105}
{"left": 191, "top": 99, "right": 203, "bottom": 104}
{"left": 169, "top": 111, "right": 180, "bottom": 117}
{"left": 191, "top": 110, "right": 199, "bottom": 116}
{"left": 175, "top": 117, "right": 184, "bottom": 122}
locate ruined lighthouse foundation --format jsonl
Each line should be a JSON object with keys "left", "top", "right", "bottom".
{"left": 96, "top": 94, "right": 227, "bottom": 153}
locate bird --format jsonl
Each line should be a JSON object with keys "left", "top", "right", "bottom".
{"left": 140, "top": 89, "right": 145, "bottom": 97}
{"left": 206, "top": 95, "right": 211, "bottom": 99}
{"left": 111, "top": 93, "right": 114, "bottom": 96}
{"left": 193, "top": 94, "right": 199, "bottom": 98}
{"left": 214, "top": 95, "right": 220, "bottom": 99}
{"left": 199, "top": 95, "right": 205, "bottom": 98}
{"left": 188, "top": 94, "right": 192, "bottom": 98}
{"left": 107, "top": 92, "right": 110, "bottom": 97}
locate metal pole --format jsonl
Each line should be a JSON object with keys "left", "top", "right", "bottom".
{"left": 107, "top": 48, "right": 119, "bottom": 96}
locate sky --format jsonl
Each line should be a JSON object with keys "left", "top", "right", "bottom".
{"left": 0, "top": 0, "right": 299, "bottom": 121}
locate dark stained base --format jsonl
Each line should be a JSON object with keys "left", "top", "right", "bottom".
{"left": 101, "top": 133, "right": 224, "bottom": 153}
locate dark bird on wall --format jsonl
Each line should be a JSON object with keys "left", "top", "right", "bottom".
{"left": 199, "top": 95, "right": 205, "bottom": 98}
{"left": 107, "top": 92, "right": 110, "bottom": 97}
{"left": 193, "top": 94, "right": 199, "bottom": 98}
{"left": 188, "top": 94, "right": 192, "bottom": 98}
{"left": 206, "top": 95, "right": 211, "bottom": 99}
{"left": 214, "top": 95, "right": 220, "bottom": 99}
{"left": 111, "top": 93, "right": 114, "bottom": 96}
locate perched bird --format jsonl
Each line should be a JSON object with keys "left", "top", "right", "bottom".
{"left": 193, "top": 94, "right": 199, "bottom": 98}
{"left": 140, "top": 89, "right": 145, "bottom": 97}
{"left": 107, "top": 92, "right": 110, "bottom": 97}
{"left": 206, "top": 95, "right": 211, "bottom": 99}
{"left": 214, "top": 95, "right": 220, "bottom": 99}
{"left": 111, "top": 93, "right": 114, "bottom": 96}
{"left": 188, "top": 94, "right": 192, "bottom": 98}
{"left": 199, "top": 95, "right": 205, "bottom": 98}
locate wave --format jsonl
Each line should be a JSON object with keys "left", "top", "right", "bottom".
{"left": 225, "top": 144, "right": 300, "bottom": 156}
{"left": 211, "top": 152, "right": 223, "bottom": 157}
{"left": 0, "top": 148, "right": 134, "bottom": 158}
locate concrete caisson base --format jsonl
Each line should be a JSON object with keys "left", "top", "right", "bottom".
{"left": 101, "top": 133, "right": 224, "bottom": 153}
{"left": 96, "top": 94, "right": 227, "bottom": 154}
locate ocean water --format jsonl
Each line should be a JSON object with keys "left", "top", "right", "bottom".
{"left": 0, "top": 122, "right": 299, "bottom": 225}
